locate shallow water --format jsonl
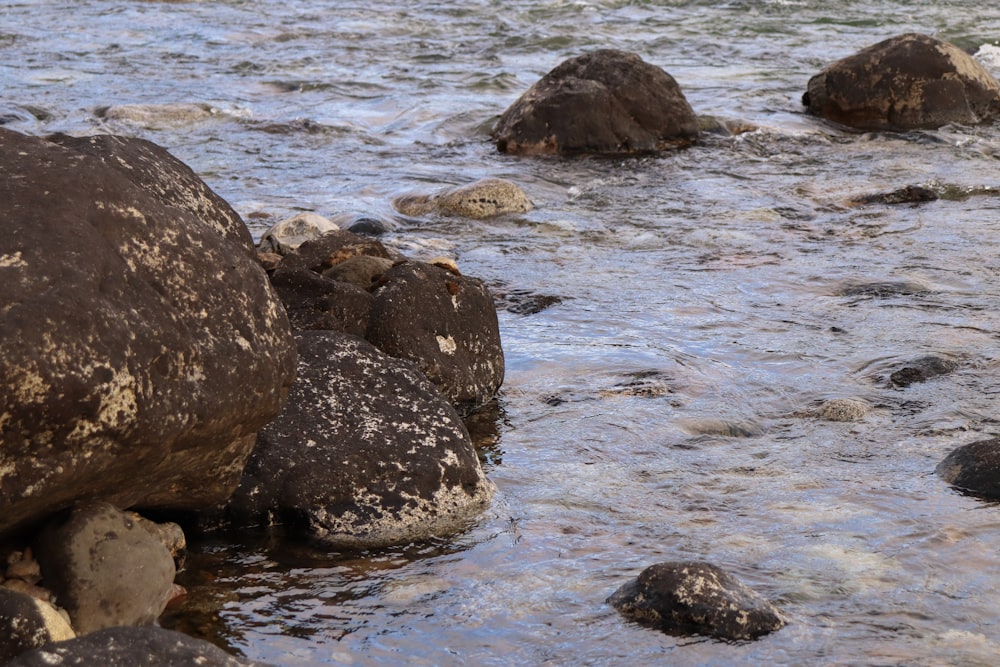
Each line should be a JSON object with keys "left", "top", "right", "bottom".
{"left": 6, "top": 0, "right": 1000, "bottom": 664}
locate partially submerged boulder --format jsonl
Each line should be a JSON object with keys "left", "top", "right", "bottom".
{"left": 608, "top": 561, "right": 786, "bottom": 641}
{"left": 0, "top": 128, "right": 297, "bottom": 537}
{"left": 803, "top": 33, "right": 1000, "bottom": 130}
{"left": 494, "top": 49, "right": 699, "bottom": 155}
{"left": 937, "top": 438, "right": 1000, "bottom": 499}
{"left": 258, "top": 212, "right": 340, "bottom": 254}
{"left": 393, "top": 178, "right": 532, "bottom": 219}
{"left": 226, "top": 331, "right": 495, "bottom": 549}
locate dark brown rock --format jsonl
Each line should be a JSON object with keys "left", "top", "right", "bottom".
{"left": 35, "top": 502, "right": 176, "bottom": 634}
{"left": 889, "top": 355, "right": 958, "bottom": 387}
{"left": 225, "top": 331, "right": 495, "bottom": 549}
{"left": 278, "top": 229, "right": 393, "bottom": 274}
{"left": 5, "top": 626, "right": 272, "bottom": 666}
{"left": 937, "top": 438, "right": 1000, "bottom": 498}
{"left": 368, "top": 261, "right": 504, "bottom": 416}
{"left": 803, "top": 33, "right": 1000, "bottom": 131}
{"left": 608, "top": 561, "right": 785, "bottom": 641}
{"left": 269, "top": 264, "right": 373, "bottom": 335}
{"left": 0, "top": 128, "right": 296, "bottom": 537}
{"left": 493, "top": 49, "right": 699, "bottom": 155}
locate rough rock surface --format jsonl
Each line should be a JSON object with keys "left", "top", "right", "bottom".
{"left": 0, "top": 588, "right": 74, "bottom": 662}
{"left": 608, "top": 561, "right": 786, "bottom": 640}
{"left": 493, "top": 49, "right": 699, "bottom": 155}
{"left": 0, "top": 128, "right": 296, "bottom": 536}
{"left": 5, "top": 626, "right": 272, "bottom": 667}
{"left": 368, "top": 261, "right": 504, "bottom": 416}
{"left": 258, "top": 212, "right": 340, "bottom": 254}
{"left": 35, "top": 502, "right": 176, "bottom": 634}
{"left": 226, "top": 331, "right": 495, "bottom": 549}
{"left": 394, "top": 178, "right": 532, "bottom": 219}
{"left": 888, "top": 355, "right": 958, "bottom": 387}
{"left": 936, "top": 438, "right": 1000, "bottom": 499}
{"left": 803, "top": 33, "right": 1000, "bottom": 130}
{"left": 269, "top": 265, "right": 373, "bottom": 336}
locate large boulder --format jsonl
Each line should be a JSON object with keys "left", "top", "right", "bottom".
{"left": 803, "top": 33, "right": 1000, "bottom": 130}
{"left": 0, "top": 128, "right": 297, "bottom": 537}
{"left": 493, "top": 49, "right": 699, "bottom": 155}
{"left": 5, "top": 626, "right": 272, "bottom": 667}
{"left": 368, "top": 261, "right": 504, "bottom": 416}
{"left": 34, "top": 502, "right": 177, "bottom": 634}
{"left": 608, "top": 561, "right": 786, "bottom": 640}
{"left": 225, "top": 331, "right": 495, "bottom": 549}
{"left": 937, "top": 438, "right": 1000, "bottom": 499}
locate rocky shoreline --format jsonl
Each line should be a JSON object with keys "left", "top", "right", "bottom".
{"left": 5, "top": 32, "right": 1000, "bottom": 663}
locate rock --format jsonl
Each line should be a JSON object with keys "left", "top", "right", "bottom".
{"left": 322, "top": 255, "right": 396, "bottom": 289}
{"left": 127, "top": 513, "right": 187, "bottom": 564}
{"left": 5, "top": 626, "right": 272, "bottom": 666}
{"left": 269, "top": 265, "right": 373, "bottom": 336}
{"left": 889, "top": 355, "right": 958, "bottom": 387}
{"left": 226, "top": 331, "right": 495, "bottom": 549}
{"left": 802, "top": 33, "right": 1000, "bottom": 131}
{"left": 258, "top": 212, "right": 340, "bottom": 254}
{"left": 493, "top": 49, "right": 699, "bottom": 155}
{"left": 34, "top": 501, "right": 177, "bottom": 635}
{"left": 98, "top": 103, "right": 218, "bottom": 129}
{"left": 278, "top": 229, "right": 394, "bottom": 274}
{"left": 839, "top": 280, "right": 930, "bottom": 298}
{"left": 608, "top": 561, "right": 786, "bottom": 641}
{"left": 678, "top": 418, "right": 764, "bottom": 438}
{"left": 394, "top": 178, "right": 532, "bottom": 219}
{"left": 0, "top": 129, "right": 296, "bottom": 536}
{"left": 368, "top": 261, "right": 504, "bottom": 416}
{"left": 816, "top": 398, "right": 871, "bottom": 422}
{"left": 847, "top": 185, "right": 939, "bottom": 206}
{"left": 937, "top": 438, "right": 1000, "bottom": 499}
{"left": 0, "top": 588, "right": 74, "bottom": 662}
{"left": 347, "top": 217, "right": 392, "bottom": 236}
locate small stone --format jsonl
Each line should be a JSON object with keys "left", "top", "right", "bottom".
{"left": 817, "top": 398, "right": 871, "bottom": 422}
{"left": 0, "top": 588, "right": 75, "bottom": 662}
{"left": 258, "top": 212, "right": 340, "bottom": 254}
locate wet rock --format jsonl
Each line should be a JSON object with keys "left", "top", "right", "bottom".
{"left": 490, "top": 283, "right": 564, "bottom": 315}
{"left": 936, "top": 438, "right": 1000, "bottom": 499}
{"left": 678, "top": 418, "right": 764, "bottom": 438}
{"left": 5, "top": 626, "right": 272, "bottom": 666}
{"left": 226, "top": 331, "right": 495, "bottom": 550}
{"left": 494, "top": 49, "right": 699, "bottom": 155}
{"left": 839, "top": 280, "right": 930, "bottom": 298}
{"left": 98, "top": 102, "right": 218, "bottom": 128}
{"left": 394, "top": 178, "right": 532, "bottom": 219}
{"left": 322, "top": 255, "right": 396, "bottom": 290}
{"left": 368, "top": 261, "right": 504, "bottom": 416}
{"left": 35, "top": 501, "right": 176, "bottom": 634}
{"left": 847, "top": 185, "right": 939, "bottom": 206}
{"left": 803, "top": 33, "right": 1000, "bottom": 131}
{"left": 608, "top": 561, "right": 786, "bottom": 641}
{"left": 889, "top": 355, "right": 958, "bottom": 387}
{"left": 278, "top": 229, "right": 394, "bottom": 274}
{"left": 269, "top": 265, "right": 373, "bottom": 336}
{"left": 0, "top": 588, "right": 74, "bottom": 662}
{"left": 816, "top": 398, "right": 872, "bottom": 422}
{"left": 0, "top": 129, "right": 296, "bottom": 537}
{"left": 258, "top": 212, "right": 340, "bottom": 254}
{"left": 347, "top": 216, "right": 392, "bottom": 236}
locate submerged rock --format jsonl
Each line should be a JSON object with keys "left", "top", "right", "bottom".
{"left": 34, "top": 502, "right": 176, "bottom": 634}
{"left": 5, "top": 626, "right": 271, "bottom": 667}
{"left": 803, "top": 33, "right": 1000, "bottom": 131}
{"left": 394, "top": 178, "right": 532, "bottom": 219}
{"left": 608, "top": 561, "right": 786, "bottom": 641}
{"left": 847, "top": 185, "right": 939, "bottom": 206}
{"left": 494, "top": 49, "right": 699, "bottom": 155}
{"left": 226, "top": 331, "right": 495, "bottom": 550}
{"left": 0, "top": 129, "right": 296, "bottom": 537}
{"left": 99, "top": 103, "right": 218, "bottom": 128}
{"left": 937, "top": 438, "right": 1000, "bottom": 499}
{"left": 889, "top": 355, "right": 958, "bottom": 387}
{"left": 0, "top": 588, "right": 74, "bottom": 662}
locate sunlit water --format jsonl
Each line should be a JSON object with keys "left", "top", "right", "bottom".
{"left": 6, "top": 1, "right": 1000, "bottom": 664}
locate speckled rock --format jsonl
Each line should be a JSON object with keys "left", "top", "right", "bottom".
{"left": 0, "top": 588, "right": 74, "bottom": 662}
{"left": 35, "top": 502, "right": 176, "bottom": 634}
{"left": 937, "top": 438, "right": 1000, "bottom": 499}
{"left": 368, "top": 261, "right": 504, "bottom": 416}
{"left": 258, "top": 212, "right": 340, "bottom": 254}
{"left": 0, "top": 128, "right": 296, "bottom": 537}
{"left": 816, "top": 398, "right": 872, "bottom": 422}
{"left": 803, "top": 33, "right": 1000, "bottom": 130}
{"left": 225, "top": 331, "right": 495, "bottom": 549}
{"left": 608, "top": 561, "right": 786, "bottom": 640}
{"left": 394, "top": 178, "right": 532, "bottom": 219}
{"left": 269, "top": 265, "right": 373, "bottom": 335}
{"left": 5, "top": 626, "right": 272, "bottom": 667}
{"left": 494, "top": 49, "right": 699, "bottom": 155}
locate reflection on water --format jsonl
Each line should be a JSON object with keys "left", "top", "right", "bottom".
{"left": 6, "top": 0, "right": 1000, "bottom": 664}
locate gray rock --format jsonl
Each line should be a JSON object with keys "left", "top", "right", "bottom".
{"left": 494, "top": 49, "right": 699, "bottom": 155}
{"left": 5, "top": 626, "right": 271, "bottom": 666}
{"left": 35, "top": 502, "right": 176, "bottom": 634}
{"left": 368, "top": 261, "right": 504, "bottom": 416}
{"left": 937, "top": 438, "right": 1000, "bottom": 499}
{"left": 803, "top": 33, "right": 1000, "bottom": 131}
{"left": 0, "top": 129, "right": 296, "bottom": 537}
{"left": 608, "top": 561, "right": 786, "bottom": 641}
{"left": 258, "top": 212, "right": 340, "bottom": 254}
{"left": 393, "top": 178, "right": 532, "bottom": 219}
{"left": 0, "top": 588, "right": 74, "bottom": 662}
{"left": 226, "top": 331, "right": 495, "bottom": 549}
